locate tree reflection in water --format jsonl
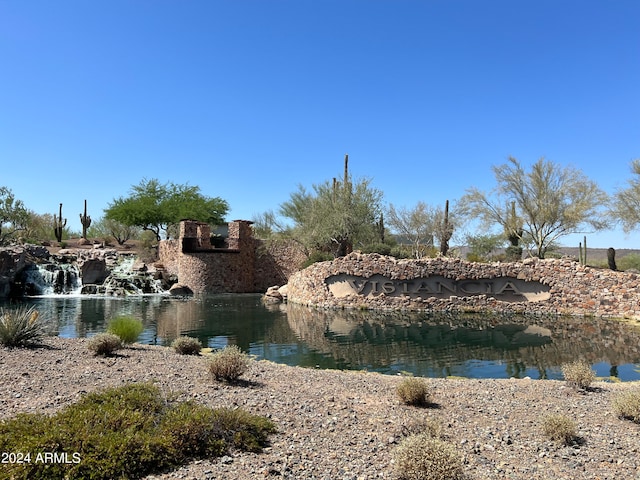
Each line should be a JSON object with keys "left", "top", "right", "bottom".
{"left": 9, "top": 295, "right": 640, "bottom": 381}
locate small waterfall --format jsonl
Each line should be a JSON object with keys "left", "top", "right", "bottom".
{"left": 20, "top": 264, "right": 82, "bottom": 296}
{"left": 100, "top": 256, "right": 167, "bottom": 295}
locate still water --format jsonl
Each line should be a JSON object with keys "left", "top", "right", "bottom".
{"left": 5, "top": 294, "right": 640, "bottom": 381}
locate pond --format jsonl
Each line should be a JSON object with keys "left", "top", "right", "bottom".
{"left": 3, "top": 294, "right": 640, "bottom": 381}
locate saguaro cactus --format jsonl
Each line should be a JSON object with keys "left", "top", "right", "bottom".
{"left": 579, "top": 236, "right": 588, "bottom": 266}
{"left": 376, "top": 212, "right": 385, "bottom": 243}
{"left": 439, "top": 199, "right": 452, "bottom": 256}
{"left": 608, "top": 247, "right": 617, "bottom": 271}
{"left": 79, "top": 199, "right": 92, "bottom": 240}
{"left": 505, "top": 201, "right": 523, "bottom": 261}
{"left": 53, "top": 203, "right": 67, "bottom": 243}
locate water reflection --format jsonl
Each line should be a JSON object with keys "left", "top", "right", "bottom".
{"left": 285, "top": 304, "right": 640, "bottom": 379}
{"left": 5, "top": 295, "right": 640, "bottom": 381}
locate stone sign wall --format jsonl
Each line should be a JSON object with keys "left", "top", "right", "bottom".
{"left": 285, "top": 252, "right": 640, "bottom": 318}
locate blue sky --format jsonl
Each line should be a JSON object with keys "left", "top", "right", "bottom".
{"left": 1, "top": 0, "right": 638, "bottom": 248}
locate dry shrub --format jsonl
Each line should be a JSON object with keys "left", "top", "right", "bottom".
{"left": 172, "top": 336, "right": 202, "bottom": 355}
{"left": 87, "top": 333, "right": 122, "bottom": 356}
{"left": 207, "top": 345, "right": 249, "bottom": 382}
{"left": 393, "top": 433, "right": 464, "bottom": 480}
{"left": 612, "top": 389, "right": 640, "bottom": 423}
{"left": 561, "top": 360, "right": 596, "bottom": 390}
{"left": 541, "top": 414, "right": 577, "bottom": 445}
{"left": 397, "top": 377, "right": 431, "bottom": 407}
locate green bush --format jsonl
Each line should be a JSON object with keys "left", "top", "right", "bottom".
{"left": 612, "top": 389, "right": 640, "bottom": 423}
{"left": 0, "top": 383, "right": 275, "bottom": 480}
{"left": 561, "top": 360, "right": 596, "bottom": 390}
{"left": 171, "top": 336, "right": 202, "bottom": 355}
{"left": 390, "top": 245, "right": 411, "bottom": 259}
{"left": 541, "top": 414, "right": 577, "bottom": 445}
{"left": 106, "top": 315, "right": 144, "bottom": 344}
{"left": 87, "top": 333, "right": 122, "bottom": 356}
{"left": 361, "top": 243, "right": 392, "bottom": 256}
{"left": 396, "top": 377, "right": 431, "bottom": 407}
{"left": 0, "top": 305, "right": 46, "bottom": 347}
{"left": 207, "top": 345, "right": 250, "bottom": 382}
{"left": 393, "top": 433, "right": 464, "bottom": 480}
{"left": 301, "top": 251, "right": 334, "bottom": 269}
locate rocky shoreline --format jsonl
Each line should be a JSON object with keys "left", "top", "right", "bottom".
{"left": 1, "top": 337, "right": 639, "bottom": 479}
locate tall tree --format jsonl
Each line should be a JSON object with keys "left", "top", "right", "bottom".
{"left": 105, "top": 178, "right": 228, "bottom": 241}
{"left": 461, "top": 157, "right": 608, "bottom": 258}
{"left": 280, "top": 155, "right": 384, "bottom": 257}
{"left": 611, "top": 159, "right": 640, "bottom": 234}
{"left": 386, "top": 200, "right": 459, "bottom": 258}
{"left": 0, "top": 187, "right": 29, "bottom": 245}
{"left": 386, "top": 201, "right": 436, "bottom": 259}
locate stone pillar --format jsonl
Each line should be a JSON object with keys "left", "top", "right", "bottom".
{"left": 227, "top": 220, "right": 254, "bottom": 250}
{"left": 180, "top": 220, "right": 199, "bottom": 252}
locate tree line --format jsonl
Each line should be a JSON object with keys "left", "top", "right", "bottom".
{"left": 1, "top": 156, "right": 640, "bottom": 261}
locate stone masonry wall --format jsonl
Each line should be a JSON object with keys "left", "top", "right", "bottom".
{"left": 285, "top": 252, "right": 640, "bottom": 319}
{"left": 253, "top": 238, "right": 308, "bottom": 292}
{"left": 159, "top": 220, "right": 307, "bottom": 294}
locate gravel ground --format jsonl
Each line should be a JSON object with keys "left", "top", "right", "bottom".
{"left": 1, "top": 337, "right": 640, "bottom": 480}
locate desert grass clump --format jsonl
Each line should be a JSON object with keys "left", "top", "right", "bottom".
{"left": 402, "top": 417, "right": 443, "bottom": 439}
{"left": 0, "top": 383, "right": 275, "bottom": 480}
{"left": 541, "top": 414, "right": 578, "bottom": 445}
{"left": 207, "top": 345, "right": 250, "bottom": 382}
{"left": 87, "top": 333, "right": 122, "bottom": 356}
{"left": 561, "top": 360, "right": 596, "bottom": 390}
{"left": 393, "top": 433, "right": 464, "bottom": 480}
{"left": 106, "top": 315, "right": 144, "bottom": 344}
{"left": 171, "top": 336, "right": 202, "bottom": 355}
{"left": 396, "top": 377, "right": 431, "bottom": 407}
{"left": 0, "top": 305, "right": 46, "bottom": 347}
{"left": 612, "top": 389, "right": 640, "bottom": 423}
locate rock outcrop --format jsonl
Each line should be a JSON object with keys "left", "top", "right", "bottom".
{"left": 0, "top": 245, "right": 175, "bottom": 298}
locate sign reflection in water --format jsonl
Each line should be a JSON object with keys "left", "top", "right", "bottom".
{"left": 9, "top": 294, "right": 640, "bottom": 381}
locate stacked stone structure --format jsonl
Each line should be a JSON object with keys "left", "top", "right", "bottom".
{"left": 158, "top": 220, "right": 306, "bottom": 294}
{"left": 285, "top": 252, "right": 640, "bottom": 319}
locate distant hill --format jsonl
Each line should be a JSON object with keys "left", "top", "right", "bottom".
{"left": 556, "top": 247, "right": 640, "bottom": 263}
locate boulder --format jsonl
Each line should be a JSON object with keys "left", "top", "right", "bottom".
{"left": 80, "top": 258, "right": 110, "bottom": 285}
{"left": 262, "top": 285, "right": 283, "bottom": 304}
{"left": 169, "top": 283, "right": 194, "bottom": 296}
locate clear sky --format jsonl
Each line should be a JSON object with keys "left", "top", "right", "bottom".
{"left": 1, "top": 0, "right": 638, "bottom": 249}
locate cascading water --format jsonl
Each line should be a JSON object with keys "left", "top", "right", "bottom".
{"left": 100, "top": 256, "right": 167, "bottom": 295}
{"left": 19, "top": 263, "right": 82, "bottom": 296}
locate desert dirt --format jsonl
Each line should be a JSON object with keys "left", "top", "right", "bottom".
{"left": 1, "top": 337, "right": 640, "bottom": 480}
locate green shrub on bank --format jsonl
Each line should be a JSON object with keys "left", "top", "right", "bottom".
{"left": 0, "top": 305, "right": 46, "bottom": 347}
{"left": 561, "top": 360, "right": 596, "bottom": 390}
{"left": 396, "top": 377, "right": 431, "bottom": 407}
{"left": 393, "top": 433, "right": 464, "bottom": 480}
{"left": 612, "top": 389, "right": 640, "bottom": 423}
{"left": 106, "top": 315, "right": 144, "bottom": 344}
{"left": 87, "top": 333, "right": 122, "bottom": 356}
{"left": 171, "top": 336, "right": 202, "bottom": 355}
{"left": 207, "top": 345, "right": 250, "bottom": 382}
{"left": 541, "top": 414, "right": 578, "bottom": 445}
{"left": 0, "top": 383, "right": 276, "bottom": 480}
